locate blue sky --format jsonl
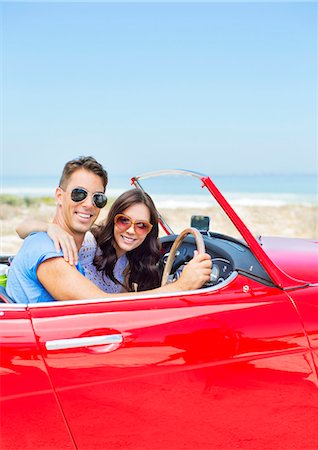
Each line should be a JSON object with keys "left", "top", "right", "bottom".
{"left": 1, "top": 1, "right": 317, "bottom": 178}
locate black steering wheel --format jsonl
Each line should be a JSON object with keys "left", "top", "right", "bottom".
{"left": 161, "top": 227, "right": 206, "bottom": 286}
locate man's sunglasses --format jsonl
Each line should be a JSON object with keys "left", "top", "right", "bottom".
{"left": 62, "top": 187, "right": 108, "bottom": 209}
{"left": 114, "top": 214, "right": 153, "bottom": 236}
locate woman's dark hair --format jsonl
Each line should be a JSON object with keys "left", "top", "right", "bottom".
{"left": 93, "top": 189, "right": 161, "bottom": 291}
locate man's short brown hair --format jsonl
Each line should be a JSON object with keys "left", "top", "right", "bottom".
{"left": 59, "top": 156, "right": 108, "bottom": 191}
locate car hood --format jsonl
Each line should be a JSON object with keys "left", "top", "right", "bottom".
{"left": 260, "top": 236, "right": 318, "bottom": 283}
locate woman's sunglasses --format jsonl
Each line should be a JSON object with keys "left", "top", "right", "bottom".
{"left": 114, "top": 214, "right": 153, "bottom": 236}
{"left": 63, "top": 187, "right": 107, "bottom": 209}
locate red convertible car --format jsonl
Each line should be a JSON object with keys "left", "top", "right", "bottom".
{"left": 1, "top": 169, "right": 318, "bottom": 449}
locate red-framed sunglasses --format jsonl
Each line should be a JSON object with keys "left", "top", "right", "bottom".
{"left": 114, "top": 214, "right": 153, "bottom": 236}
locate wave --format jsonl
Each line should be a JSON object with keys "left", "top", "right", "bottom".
{"left": 143, "top": 193, "right": 316, "bottom": 208}
{"left": 1, "top": 187, "right": 316, "bottom": 207}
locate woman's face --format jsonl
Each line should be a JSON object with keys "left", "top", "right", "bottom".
{"left": 113, "top": 202, "right": 151, "bottom": 257}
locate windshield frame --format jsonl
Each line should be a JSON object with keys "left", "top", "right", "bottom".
{"left": 131, "top": 169, "right": 308, "bottom": 290}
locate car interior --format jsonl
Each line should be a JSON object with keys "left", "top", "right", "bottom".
{"left": 0, "top": 214, "right": 276, "bottom": 305}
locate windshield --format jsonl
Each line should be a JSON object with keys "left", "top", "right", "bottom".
{"left": 132, "top": 171, "right": 246, "bottom": 242}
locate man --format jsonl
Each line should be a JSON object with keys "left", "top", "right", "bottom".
{"left": 6, "top": 156, "right": 212, "bottom": 303}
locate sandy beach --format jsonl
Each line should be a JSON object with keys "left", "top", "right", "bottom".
{"left": 1, "top": 200, "right": 317, "bottom": 255}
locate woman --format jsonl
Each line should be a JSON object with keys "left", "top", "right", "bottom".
{"left": 16, "top": 189, "right": 161, "bottom": 292}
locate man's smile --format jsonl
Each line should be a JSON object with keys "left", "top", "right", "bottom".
{"left": 75, "top": 212, "right": 94, "bottom": 220}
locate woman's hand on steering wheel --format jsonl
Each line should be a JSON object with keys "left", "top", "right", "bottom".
{"left": 161, "top": 227, "right": 212, "bottom": 289}
{"left": 177, "top": 251, "right": 212, "bottom": 290}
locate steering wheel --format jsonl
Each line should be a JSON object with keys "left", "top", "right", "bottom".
{"left": 161, "top": 227, "right": 206, "bottom": 286}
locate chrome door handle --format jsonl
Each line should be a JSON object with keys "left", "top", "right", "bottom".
{"left": 45, "top": 334, "right": 123, "bottom": 351}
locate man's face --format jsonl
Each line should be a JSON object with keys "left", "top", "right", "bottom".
{"left": 55, "top": 168, "right": 105, "bottom": 236}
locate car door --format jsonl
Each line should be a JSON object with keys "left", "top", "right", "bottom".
{"left": 0, "top": 303, "right": 75, "bottom": 450}
{"left": 287, "top": 286, "right": 318, "bottom": 374}
{"left": 29, "top": 275, "right": 318, "bottom": 450}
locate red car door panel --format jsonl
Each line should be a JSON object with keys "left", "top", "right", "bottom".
{"left": 29, "top": 277, "right": 318, "bottom": 449}
{"left": 287, "top": 286, "right": 318, "bottom": 374}
{"left": 0, "top": 305, "right": 75, "bottom": 450}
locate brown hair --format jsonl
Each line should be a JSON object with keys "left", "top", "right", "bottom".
{"left": 93, "top": 189, "right": 161, "bottom": 291}
{"left": 59, "top": 156, "right": 108, "bottom": 190}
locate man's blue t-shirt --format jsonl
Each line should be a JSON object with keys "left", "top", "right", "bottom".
{"left": 6, "top": 232, "right": 85, "bottom": 304}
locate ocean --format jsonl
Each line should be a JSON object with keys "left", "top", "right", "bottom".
{"left": 1, "top": 173, "right": 317, "bottom": 207}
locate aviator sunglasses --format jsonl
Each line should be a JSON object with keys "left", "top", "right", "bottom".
{"left": 114, "top": 214, "right": 153, "bottom": 236}
{"left": 61, "top": 186, "right": 108, "bottom": 209}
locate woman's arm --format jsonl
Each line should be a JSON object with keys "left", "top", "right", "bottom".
{"left": 16, "top": 220, "right": 79, "bottom": 265}
{"left": 16, "top": 219, "right": 49, "bottom": 239}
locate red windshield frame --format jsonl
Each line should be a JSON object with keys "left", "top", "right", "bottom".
{"left": 131, "top": 169, "right": 308, "bottom": 290}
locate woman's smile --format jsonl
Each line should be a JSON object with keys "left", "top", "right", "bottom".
{"left": 114, "top": 203, "right": 151, "bottom": 257}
